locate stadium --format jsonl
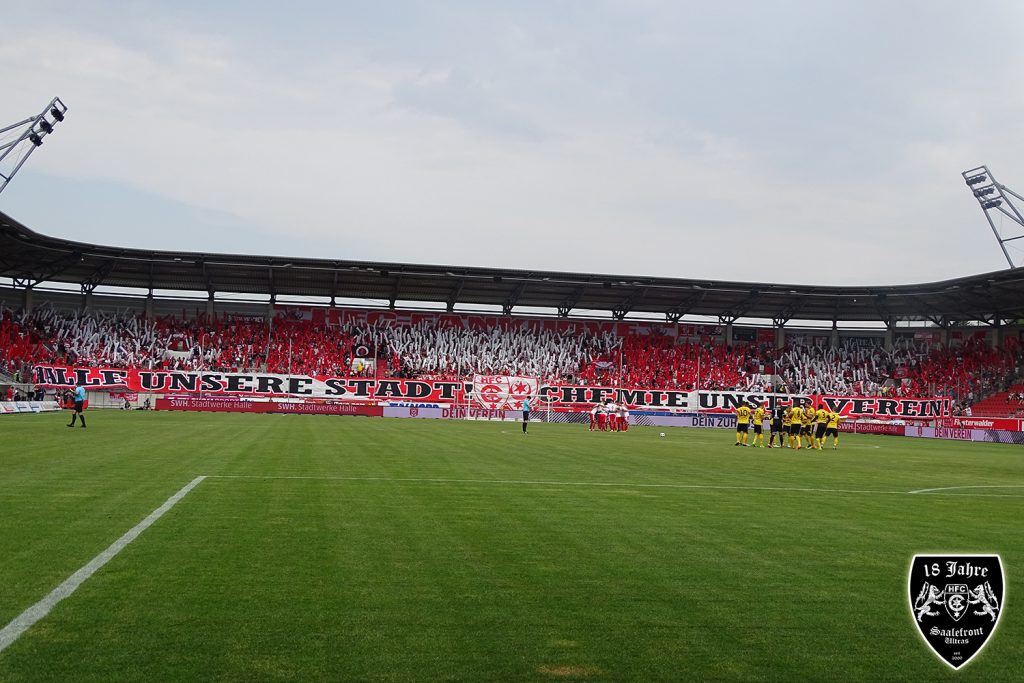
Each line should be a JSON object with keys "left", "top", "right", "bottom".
{"left": 3, "top": 7, "right": 1024, "bottom": 681}
{"left": 3, "top": 203, "right": 1024, "bottom": 680}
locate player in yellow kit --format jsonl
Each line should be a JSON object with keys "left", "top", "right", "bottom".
{"left": 813, "top": 404, "right": 830, "bottom": 450}
{"left": 801, "top": 409, "right": 814, "bottom": 449}
{"left": 752, "top": 404, "right": 766, "bottom": 448}
{"left": 778, "top": 406, "right": 793, "bottom": 448}
{"left": 788, "top": 404, "right": 803, "bottom": 449}
{"left": 735, "top": 403, "right": 751, "bottom": 446}
{"left": 825, "top": 410, "right": 841, "bottom": 449}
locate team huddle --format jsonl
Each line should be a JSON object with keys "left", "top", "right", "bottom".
{"left": 735, "top": 402, "right": 841, "bottom": 450}
{"left": 589, "top": 400, "right": 630, "bottom": 432}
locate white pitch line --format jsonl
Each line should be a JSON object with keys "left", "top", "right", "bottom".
{"left": 206, "top": 475, "right": 1024, "bottom": 497}
{"left": 204, "top": 475, "right": 916, "bottom": 496}
{"left": 0, "top": 476, "right": 206, "bottom": 655}
{"left": 909, "top": 484, "right": 1024, "bottom": 495}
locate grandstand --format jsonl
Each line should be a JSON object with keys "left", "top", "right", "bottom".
{"left": 2, "top": 209, "right": 1023, "bottom": 409}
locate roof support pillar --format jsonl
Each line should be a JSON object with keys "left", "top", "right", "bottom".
{"left": 81, "top": 284, "right": 93, "bottom": 312}
{"left": 773, "top": 321, "right": 786, "bottom": 349}
{"left": 718, "top": 315, "right": 737, "bottom": 346}
{"left": 831, "top": 320, "right": 839, "bottom": 349}
{"left": 993, "top": 318, "right": 1004, "bottom": 349}
{"left": 884, "top": 318, "right": 895, "bottom": 351}
{"left": 206, "top": 291, "right": 215, "bottom": 318}
{"left": 940, "top": 323, "right": 950, "bottom": 349}
{"left": 22, "top": 283, "right": 32, "bottom": 315}
{"left": 145, "top": 289, "right": 154, "bottom": 319}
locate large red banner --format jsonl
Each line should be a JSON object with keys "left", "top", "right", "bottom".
{"left": 34, "top": 365, "right": 468, "bottom": 403}
{"left": 33, "top": 365, "right": 951, "bottom": 418}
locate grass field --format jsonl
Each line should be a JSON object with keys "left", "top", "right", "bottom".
{"left": 1, "top": 411, "right": 1022, "bottom": 682}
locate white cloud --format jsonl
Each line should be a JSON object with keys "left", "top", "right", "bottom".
{"left": 1, "top": 1, "right": 1023, "bottom": 286}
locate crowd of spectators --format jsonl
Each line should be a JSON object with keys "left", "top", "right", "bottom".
{"left": 896, "top": 337, "right": 1021, "bottom": 401}
{"left": 385, "top": 322, "right": 619, "bottom": 381}
{"left": 767, "top": 339, "right": 954, "bottom": 396}
{"left": 2, "top": 306, "right": 1021, "bottom": 406}
{"left": 573, "top": 334, "right": 755, "bottom": 390}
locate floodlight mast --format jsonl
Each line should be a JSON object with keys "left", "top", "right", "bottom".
{"left": 0, "top": 97, "right": 68, "bottom": 197}
{"left": 963, "top": 165, "right": 1024, "bottom": 268}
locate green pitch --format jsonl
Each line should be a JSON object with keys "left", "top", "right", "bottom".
{"left": 1, "top": 412, "right": 1022, "bottom": 682}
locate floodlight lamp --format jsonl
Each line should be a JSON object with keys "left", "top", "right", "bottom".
{"left": 38, "top": 120, "right": 53, "bottom": 134}
{"left": 982, "top": 199, "right": 1002, "bottom": 210}
{"left": 973, "top": 187, "right": 994, "bottom": 197}
{"left": 28, "top": 133, "right": 42, "bottom": 147}
{"left": 966, "top": 174, "right": 988, "bottom": 185}
{"left": 50, "top": 107, "right": 65, "bottom": 122}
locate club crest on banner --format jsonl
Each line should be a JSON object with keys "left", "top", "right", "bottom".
{"left": 908, "top": 554, "right": 1004, "bottom": 669}
{"left": 472, "top": 375, "right": 539, "bottom": 410}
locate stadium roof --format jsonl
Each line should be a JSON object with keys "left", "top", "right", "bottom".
{"left": 2, "top": 210, "right": 1023, "bottom": 324}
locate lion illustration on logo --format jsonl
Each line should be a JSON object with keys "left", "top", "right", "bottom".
{"left": 914, "top": 582, "right": 945, "bottom": 622}
{"left": 969, "top": 582, "right": 1000, "bottom": 622}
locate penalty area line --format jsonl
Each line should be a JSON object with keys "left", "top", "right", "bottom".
{"left": 0, "top": 475, "right": 206, "bottom": 655}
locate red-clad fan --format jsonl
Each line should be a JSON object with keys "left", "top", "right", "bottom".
{"left": 589, "top": 404, "right": 599, "bottom": 431}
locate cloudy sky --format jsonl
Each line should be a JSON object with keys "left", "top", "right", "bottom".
{"left": 2, "top": 0, "right": 1024, "bottom": 286}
